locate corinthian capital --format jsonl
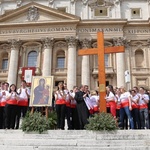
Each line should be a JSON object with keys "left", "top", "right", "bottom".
{"left": 41, "top": 37, "right": 54, "bottom": 49}
{"left": 8, "top": 39, "right": 22, "bottom": 50}
{"left": 113, "top": 37, "right": 126, "bottom": 46}
{"left": 80, "top": 38, "right": 91, "bottom": 49}
{"left": 66, "top": 36, "right": 77, "bottom": 48}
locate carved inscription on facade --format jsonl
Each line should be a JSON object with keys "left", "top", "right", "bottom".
{"left": 0, "top": 27, "right": 150, "bottom": 35}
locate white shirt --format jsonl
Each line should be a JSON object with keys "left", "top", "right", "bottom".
{"left": 7, "top": 92, "right": 19, "bottom": 99}
{"left": 17, "top": 88, "right": 30, "bottom": 99}
{"left": 0, "top": 90, "right": 9, "bottom": 102}
{"left": 120, "top": 92, "right": 131, "bottom": 102}
{"left": 90, "top": 95, "right": 99, "bottom": 106}
{"left": 70, "top": 92, "right": 76, "bottom": 105}
{"left": 105, "top": 91, "right": 116, "bottom": 101}
{"left": 55, "top": 90, "right": 66, "bottom": 100}
{"left": 139, "top": 94, "right": 149, "bottom": 105}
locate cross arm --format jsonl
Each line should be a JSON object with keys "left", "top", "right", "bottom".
{"left": 78, "top": 46, "right": 124, "bottom": 56}
{"left": 78, "top": 48, "right": 98, "bottom": 56}
{"left": 104, "top": 46, "right": 124, "bottom": 54}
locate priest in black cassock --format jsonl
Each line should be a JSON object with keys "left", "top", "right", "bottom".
{"left": 74, "top": 85, "right": 90, "bottom": 129}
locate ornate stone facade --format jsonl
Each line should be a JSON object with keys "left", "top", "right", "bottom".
{"left": 0, "top": 0, "right": 149, "bottom": 90}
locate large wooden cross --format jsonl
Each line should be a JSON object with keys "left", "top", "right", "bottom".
{"left": 78, "top": 32, "right": 124, "bottom": 112}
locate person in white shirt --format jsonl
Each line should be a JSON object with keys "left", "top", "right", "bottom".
{"left": 55, "top": 82, "right": 66, "bottom": 130}
{"left": 70, "top": 86, "right": 80, "bottom": 129}
{"left": 130, "top": 89, "right": 140, "bottom": 129}
{"left": 15, "top": 80, "right": 30, "bottom": 129}
{"left": 90, "top": 90, "right": 99, "bottom": 114}
{"left": 138, "top": 87, "right": 149, "bottom": 129}
{"left": 0, "top": 82, "right": 9, "bottom": 129}
{"left": 64, "top": 83, "right": 72, "bottom": 130}
{"left": 105, "top": 85, "right": 116, "bottom": 118}
{"left": 119, "top": 86, "right": 134, "bottom": 129}
{"left": 5, "top": 84, "right": 19, "bottom": 129}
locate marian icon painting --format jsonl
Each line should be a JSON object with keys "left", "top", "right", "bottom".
{"left": 30, "top": 76, "right": 54, "bottom": 107}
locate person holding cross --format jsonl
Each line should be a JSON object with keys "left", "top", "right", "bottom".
{"left": 78, "top": 32, "right": 124, "bottom": 113}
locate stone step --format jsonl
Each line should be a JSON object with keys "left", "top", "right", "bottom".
{"left": 0, "top": 146, "right": 149, "bottom": 150}
{"left": 1, "top": 130, "right": 150, "bottom": 140}
{"left": 0, "top": 139, "right": 149, "bottom": 147}
{"left": 0, "top": 130, "right": 150, "bottom": 150}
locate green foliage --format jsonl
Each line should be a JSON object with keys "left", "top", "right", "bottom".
{"left": 85, "top": 112, "right": 117, "bottom": 131}
{"left": 21, "top": 111, "right": 57, "bottom": 134}
{"left": 47, "top": 111, "right": 57, "bottom": 130}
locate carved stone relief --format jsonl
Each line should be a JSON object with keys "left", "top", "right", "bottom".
{"left": 27, "top": 6, "right": 39, "bottom": 21}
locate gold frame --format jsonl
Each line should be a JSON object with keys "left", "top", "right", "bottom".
{"left": 30, "top": 76, "right": 54, "bottom": 107}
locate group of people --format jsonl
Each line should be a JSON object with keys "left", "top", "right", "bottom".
{"left": 54, "top": 82, "right": 99, "bottom": 130}
{"left": 0, "top": 79, "right": 150, "bottom": 131}
{"left": 0, "top": 80, "right": 30, "bottom": 129}
{"left": 54, "top": 82, "right": 150, "bottom": 130}
{"left": 106, "top": 85, "right": 150, "bottom": 130}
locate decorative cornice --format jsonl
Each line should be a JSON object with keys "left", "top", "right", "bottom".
{"left": 92, "top": 41, "right": 113, "bottom": 48}
{"left": 88, "top": 0, "right": 116, "bottom": 7}
{"left": 41, "top": 37, "right": 54, "bottom": 49}
{"left": 66, "top": 36, "right": 78, "bottom": 48}
{"left": 54, "top": 41, "right": 67, "bottom": 48}
{"left": 0, "top": 43, "right": 11, "bottom": 51}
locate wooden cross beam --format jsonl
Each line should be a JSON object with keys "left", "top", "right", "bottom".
{"left": 78, "top": 32, "right": 124, "bottom": 112}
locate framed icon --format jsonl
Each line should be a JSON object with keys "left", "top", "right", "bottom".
{"left": 30, "top": 76, "right": 54, "bottom": 107}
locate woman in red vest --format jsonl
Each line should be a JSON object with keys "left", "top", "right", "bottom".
{"left": 55, "top": 82, "right": 66, "bottom": 130}
{"left": 105, "top": 85, "right": 117, "bottom": 118}
{"left": 5, "top": 84, "right": 19, "bottom": 129}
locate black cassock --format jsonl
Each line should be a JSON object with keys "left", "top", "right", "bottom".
{"left": 74, "top": 91, "right": 89, "bottom": 129}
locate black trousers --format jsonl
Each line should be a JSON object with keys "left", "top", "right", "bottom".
{"left": 56, "top": 104, "right": 66, "bottom": 130}
{"left": 76, "top": 102, "right": 89, "bottom": 129}
{"left": 15, "top": 106, "right": 28, "bottom": 129}
{"left": 65, "top": 106, "right": 72, "bottom": 129}
{"left": 0, "top": 107, "right": 4, "bottom": 129}
{"left": 131, "top": 108, "right": 141, "bottom": 129}
{"left": 5, "top": 104, "right": 17, "bottom": 129}
{"left": 71, "top": 107, "right": 80, "bottom": 130}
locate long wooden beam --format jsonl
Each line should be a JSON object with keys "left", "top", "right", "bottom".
{"left": 78, "top": 46, "right": 124, "bottom": 56}
{"left": 105, "top": 46, "right": 124, "bottom": 54}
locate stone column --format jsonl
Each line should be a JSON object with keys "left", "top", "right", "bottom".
{"left": 80, "top": 38, "right": 91, "bottom": 86}
{"left": 42, "top": 37, "right": 54, "bottom": 76}
{"left": 113, "top": 37, "right": 126, "bottom": 87}
{"left": 66, "top": 36, "right": 77, "bottom": 90}
{"left": 7, "top": 39, "right": 21, "bottom": 85}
